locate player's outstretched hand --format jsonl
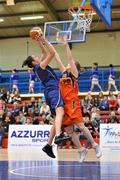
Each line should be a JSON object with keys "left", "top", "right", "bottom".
{"left": 56, "top": 32, "right": 68, "bottom": 45}
{"left": 62, "top": 35, "right": 68, "bottom": 45}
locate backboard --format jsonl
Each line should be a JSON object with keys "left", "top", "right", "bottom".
{"left": 90, "top": 0, "right": 112, "bottom": 28}
{"left": 44, "top": 20, "right": 86, "bottom": 44}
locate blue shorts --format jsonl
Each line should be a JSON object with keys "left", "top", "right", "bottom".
{"left": 44, "top": 89, "right": 63, "bottom": 115}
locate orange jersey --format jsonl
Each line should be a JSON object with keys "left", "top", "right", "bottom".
{"left": 59, "top": 72, "right": 83, "bottom": 125}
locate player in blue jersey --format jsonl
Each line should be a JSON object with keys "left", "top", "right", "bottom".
{"left": 10, "top": 69, "right": 19, "bottom": 93}
{"left": 108, "top": 64, "right": 118, "bottom": 92}
{"left": 90, "top": 62, "right": 102, "bottom": 92}
{"left": 28, "top": 69, "right": 36, "bottom": 93}
{"left": 22, "top": 35, "right": 70, "bottom": 145}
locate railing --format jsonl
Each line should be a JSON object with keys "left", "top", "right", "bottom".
{"left": 0, "top": 69, "right": 120, "bottom": 94}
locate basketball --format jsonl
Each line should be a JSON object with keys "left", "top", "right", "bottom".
{"left": 29, "top": 27, "right": 43, "bottom": 40}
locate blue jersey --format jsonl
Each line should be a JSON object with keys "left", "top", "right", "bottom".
{"left": 92, "top": 66, "right": 99, "bottom": 79}
{"left": 11, "top": 73, "right": 19, "bottom": 85}
{"left": 33, "top": 64, "right": 63, "bottom": 115}
{"left": 29, "top": 72, "right": 36, "bottom": 81}
{"left": 33, "top": 64, "right": 59, "bottom": 90}
{"left": 109, "top": 67, "right": 115, "bottom": 79}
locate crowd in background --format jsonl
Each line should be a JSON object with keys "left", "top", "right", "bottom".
{"left": 0, "top": 63, "right": 119, "bottom": 148}
{"left": 0, "top": 86, "right": 120, "bottom": 148}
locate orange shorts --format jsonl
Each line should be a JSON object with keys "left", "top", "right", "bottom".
{"left": 62, "top": 100, "right": 83, "bottom": 126}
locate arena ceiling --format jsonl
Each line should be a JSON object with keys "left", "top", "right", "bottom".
{"left": 0, "top": 0, "right": 119, "bottom": 39}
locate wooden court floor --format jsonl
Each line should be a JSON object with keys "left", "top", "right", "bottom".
{"left": 0, "top": 148, "right": 120, "bottom": 180}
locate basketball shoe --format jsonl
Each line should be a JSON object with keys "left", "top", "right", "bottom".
{"left": 78, "top": 148, "right": 88, "bottom": 163}
{"left": 94, "top": 144, "right": 102, "bottom": 158}
{"left": 42, "top": 144, "right": 56, "bottom": 158}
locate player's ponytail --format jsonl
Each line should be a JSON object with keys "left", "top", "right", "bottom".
{"left": 22, "top": 56, "right": 34, "bottom": 68}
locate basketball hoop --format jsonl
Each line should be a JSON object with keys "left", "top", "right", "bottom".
{"left": 68, "top": 5, "right": 95, "bottom": 32}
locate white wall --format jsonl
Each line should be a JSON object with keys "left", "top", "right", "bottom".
{"left": 0, "top": 31, "right": 119, "bottom": 70}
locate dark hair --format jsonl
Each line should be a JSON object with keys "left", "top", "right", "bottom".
{"left": 93, "top": 62, "right": 98, "bottom": 66}
{"left": 75, "top": 61, "right": 81, "bottom": 71}
{"left": 22, "top": 56, "right": 34, "bottom": 68}
{"left": 13, "top": 69, "right": 17, "bottom": 72}
{"left": 109, "top": 64, "right": 113, "bottom": 68}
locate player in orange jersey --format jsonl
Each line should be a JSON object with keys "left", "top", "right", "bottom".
{"left": 43, "top": 36, "right": 102, "bottom": 162}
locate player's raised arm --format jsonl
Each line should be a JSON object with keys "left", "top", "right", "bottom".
{"left": 54, "top": 50, "right": 66, "bottom": 73}
{"left": 29, "top": 27, "right": 55, "bottom": 69}
{"left": 38, "top": 36, "right": 55, "bottom": 69}
{"left": 38, "top": 40, "right": 47, "bottom": 62}
{"left": 62, "top": 36, "right": 78, "bottom": 78}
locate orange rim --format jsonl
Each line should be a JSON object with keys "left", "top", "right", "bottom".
{"left": 68, "top": 5, "right": 95, "bottom": 15}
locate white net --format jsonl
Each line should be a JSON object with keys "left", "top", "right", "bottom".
{"left": 75, "top": 13, "right": 93, "bottom": 32}
{"left": 68, "top": 6, "right": 94, "bottom": 32}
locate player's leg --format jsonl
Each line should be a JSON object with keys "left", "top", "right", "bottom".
{"left": 65, "top": 126, "right": 88, "bottom": 162}
{"left": 108, "top": 82, "right": 111, "bottom": 91}
{"left": 42, "top": 125, "right": 56, "bottom": 158}
{"left": 55, "top": 106, "right": 64, "bottom": 136}
{"left": 90, "top": 82, "right": 94, "bottom": 91}
{"left": 112, "top": 82, "right": 118, "bottom": 91}
{"left": 76, "top": 122, "right": 102, "bottom": 158}
{"left": 47, "top": 90, "right": 71, "bottom": 144}
{"left": 97, "top": 83, "right": 102, "bottom": 91}
{"left": 29, "top": 81, "right": 34, "bottom": 93}
{"left": 54, "top": 106, "right": 71, "bottom": 144}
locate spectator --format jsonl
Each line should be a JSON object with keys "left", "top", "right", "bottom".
{"left": 4, "top": 111, "right": 15, "bottom": 124}
{"left": 38, "top": 97, "right": 42, "bottom": 109}
{"left": 10, "top": 90, "right": 21, "bottom": 104}
{"left": 33, "top": 101, "right": 40, "bottom": 116}
{"left": 46, "top": 114, "right": 54, "bottom": 125}
{"left": 84, "top": 116, "right": 98, "bottom": 139}
{"left": 20, "top": 102, "right": 28, "bottom": 116}
{"left": 19, "top": 112, "right": 26, "bottom": 124}
{"left": 92, "top": 96, "right": 100, "bottom": 107}
{"left": 30, "top": 97, "right": 36, "bottom": 106}
{"left": 25, "top": 117, "right": 32, "bottom": 125}
{"left": 99, "top": 96, "right": 109, "bottom": 111}
{"left": 108, "top": 92, "right": 117, "bottom": 110}
{"left": 117, "top": 93, "right": 120, "bottom": 108}
{"left": 0, "top": 110, "right": 4, "bottom": 122}
{"left": 0, "top": 121, "right": 5, "bottom": 148}
{"left": 39, "top": 113, "right": 46, "bottom": 124}
{"left": 81, "top": 93, "right": 93, "bottom": 110}
{"left": 97, "top": 92, "right": 104, "bottom": 103}
{"left": 27, "top": 101, "right": 34, "bottom": 117}
{"left": 11, "top": 102, "right": 20, "bottom": 117}
{"left": 0, "top": 88, "right": 7, "bottom": 103}
{"left": 2, "top": 115, "right": 11, "bottom": 134}
{"left": 91, "top": 107, "right": 98, "bottom": 121}
{"left": 0, "top": 98, "right": 5, "bottom": 111}
{"left": 6, "top": 91, "right": 11, "bottom": 103}
{"left": 82, "top": 107, "right": 90, "bottom": 119}
{"left": 40, "top": 101, "right": 50, "bottom": 115}
{"left": 14, "top": 115, "right": 22, "bottom": 124}
{"left": 107, "top": 111, "right": 119, "bottom": 123}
